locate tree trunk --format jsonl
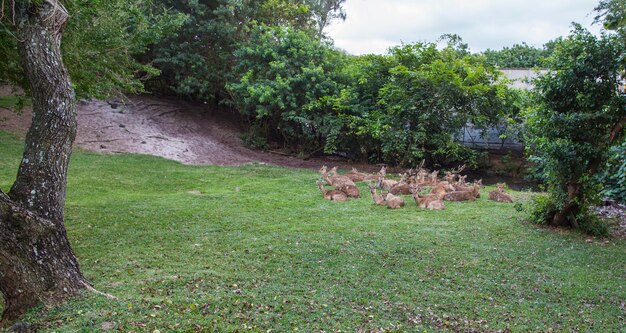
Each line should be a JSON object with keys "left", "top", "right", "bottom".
{"left": 551, "top": 183, "right": 582, "bottom": 228}
{"left": 0, "top": 0, "right": 87, "bottom": 326}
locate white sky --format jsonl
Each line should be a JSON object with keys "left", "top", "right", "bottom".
{"left": 327, "top": 0, "right": 603, "bottom": 55}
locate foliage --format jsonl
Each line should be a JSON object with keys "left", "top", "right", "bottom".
{"left": 595, "top": 0, "right": 626, "bottom": 36}
{"left": 307, "top": 0, "right": 346, "bottom": 38}
{"left": 524, "top": 25, "right": 626, "bottom": 231}
{"left": 0, "top": 130, "right": 624, "bottom": 331}
{"left": 226, "top": 33, "right": 522, "bottom": 166}
{"left": 62, "top": 0, "right": 186, "bottom": 99}
{"left": 0, "top": 0, "right": 185, "bottom": 100}
{"left": 599, "top": 140, "right": 626, "bottom": 203}
{"left": 482, "top": 42, "right": 552, "bottom": 68}
{"left": 333, "top": 39, "right": 523, "bottom": 167}
{"left": 226, "top": 24, "right": 346, "bottom": 153}
{"left": 150, "top": 0, "right": 345, "bottom": 104}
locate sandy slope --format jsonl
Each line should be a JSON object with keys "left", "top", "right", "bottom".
{"left": 0, "top": 94, "right": 376, "bottom": 171}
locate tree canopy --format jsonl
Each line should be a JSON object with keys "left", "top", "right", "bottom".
{"left": 0, "top": 0, "right": 186, "bottom": 99}
{"left": 481, "top": 42, "right": 554, "bottom": 68}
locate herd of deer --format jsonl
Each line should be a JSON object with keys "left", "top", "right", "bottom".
{"left": 317, "top": 163, "right": 513, "bottom": 210}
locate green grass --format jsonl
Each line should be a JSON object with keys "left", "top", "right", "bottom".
{"left": 0, "top": 95, "right": 28, "bottom": 110}
{"left": 1, "top": 130, "right": 625, "bottom": 332}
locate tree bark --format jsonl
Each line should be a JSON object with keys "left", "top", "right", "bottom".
{"left": 0, "top": 0, "right": 87, "bottom": 326}
{"left": 551, "top": 183, "right": 582, "bottom": 227}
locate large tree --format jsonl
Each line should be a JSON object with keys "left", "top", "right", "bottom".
{"left": 525, "top": 26, "right": 626, "bottom": 231}
{"left": 0, "top": 0, "right": 182, "bottom": 325}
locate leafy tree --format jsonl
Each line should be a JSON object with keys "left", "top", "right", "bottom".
{"left": 334, "top": 39, "right": 522, "bottom": 167}
{"left": 482, "top": 42, "right": 551, "bottom": 68}
{"left": 150, "top": 0, "right": 346, "bottom": 104}
{"left": 226, "top": 24, "right": 346, "bottom": 153}
{"left": 595, "top": 0, "right": 626, "bottom": 36}
{"left": 524, "top": 26, "right": 626, "bottom": 233}
{"left": 0, "top": 0, "right": 181, "bottom": 325}
{"left": 331, "top": 54, "right": 394, "bottom": 161}
{"left": 0, "top": 0, "right": 185, "bottom": 100}
{"left": 600, "top": 140, "right": 626, "bottom": 203}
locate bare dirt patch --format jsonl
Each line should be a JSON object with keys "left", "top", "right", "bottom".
{"left": 0, "top": 94, "right": 377, "bottom": 171}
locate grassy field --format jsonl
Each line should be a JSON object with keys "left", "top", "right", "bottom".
{"left": 1, "top": 130, "right": 625, "bottom": 332}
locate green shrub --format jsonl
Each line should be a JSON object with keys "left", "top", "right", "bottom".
{"left": 240, "top": 131, "right": 270, "bottom": 151}
{"left": 527, "top": 195, "right": 559, "bottom": 225}
{"left": 527, "top": 195, "right": 609, "bottom": 236}
{"left": 600, "top": 141, "right": 626, "bottom": 203}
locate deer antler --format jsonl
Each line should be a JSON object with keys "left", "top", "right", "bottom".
{"left": 416, "top": 160, "right": 426, "bottom": 172}
{"left": 451, "top": 164, "right": 466, "bottom": 174}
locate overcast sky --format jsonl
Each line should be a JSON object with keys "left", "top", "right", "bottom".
{"left": 327, "top": 0, "right": 602, "bottom": 55}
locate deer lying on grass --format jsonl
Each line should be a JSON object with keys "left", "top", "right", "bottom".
{"left": 420, "top": 170, "right": 439, "bottom": 186}
{"left": 443, "top": 183, "right": 480, "bottom": 202}
{"left": 454, "top": 175, "right": 468, "bottom": 190}
{"left": 346, "top": 168, "right": 377, "bottom": 182}
{"left": 488, "top": 183, "right": 513, "bottom": 203}
{"left": 376, "top": 167, "right": 400, "bottom": 191}
{"left": 442, "top": 165, "right": 465, "bottom": 186}
{"left": 319, "top": 166, "right": 360, "bottom": 198}
{"left": 452, "top": 177, "right": 483, "bottom": 198}
{"left": 429, "top": 182, "right": 449, "bottom": 198}
{"left": 383, "top": 192, "right": 405, "bottom": 209}
{"left": 320, "top": 166, "right": 355, "bottom": 186}
{"left": 390, "top": 173, "right": 411, "bottom": 195}
{"left": 316, "top": 180, "right": 348, "bottom": 202}
{"left": 410, "top": 185, "right": 445, "bottom": 210}
{"left": 368, "top": 183, "right": 386, "bottom": 206}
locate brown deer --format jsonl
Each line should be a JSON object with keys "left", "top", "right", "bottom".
{"left": 473, "top": 179, "right": 483, "bottom": 198}
{"left": 368, "top": 183, "right": 386, "bottom": 206}
{"left": 410, "top": 185, "right": 445, "bottom": 210}
{"left": 377, "top": 174, "right": 399, "bottom": 191}
{"left": 316, "top": 180, "right": 348, "bottom": 202}
{"left": 383, "top": 192, "right": 405, "bottom": 209}
{"left": 390, "top": 173, "right": 411, "bottom": 195}
{"left": 346, "top": 167, "right": 376, "bottom": 182}
{"left": 443, "top": 183, "right": 480, "bottom": 202}
{"left": 424, "top": 170, "right": 440, "bottom": 186}
{"left": 319, "top": 166, "right": 360, "bottom": 198}
{"left": 443, "top": 164, "right": 466, "bottom": 184}
{"left": 488, "top": 183, "right": 513, "bottom": 203}
{"left": 429, "top": 182, "right": 449, "bottom": 198}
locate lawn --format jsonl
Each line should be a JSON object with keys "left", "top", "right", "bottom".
{"left": 1, "top": 130, "right": 625, "bottom": 332}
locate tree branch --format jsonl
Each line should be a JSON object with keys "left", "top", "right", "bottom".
{"left": 610, "top": 115, "right": 626, "bottom": 143}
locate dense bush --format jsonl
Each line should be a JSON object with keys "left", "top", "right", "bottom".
{"left": 226, "top": 32, "right": 524, "bottom": 166}
{"left": 600, "top": 141, "right": 626, "bottom": 203}
{"left": 150, "top": 0, "right": 343, "bottom": 104}
{"left": 226, "top": 25, "right": 346, "bottom": 153}
{"left": 333, "top": 39, "right": 523, "bottom": 167}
